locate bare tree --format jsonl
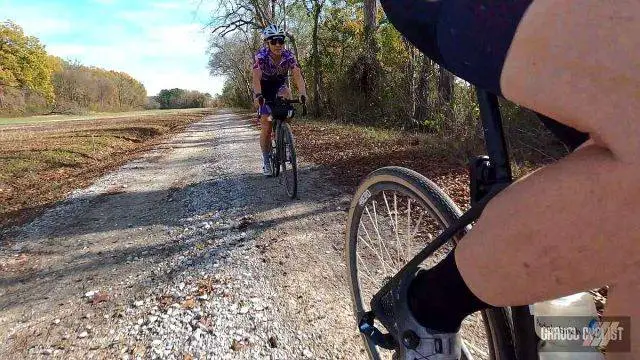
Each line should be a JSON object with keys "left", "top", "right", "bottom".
{"left": 413, "top": 55, "right": 433, "bottom": 125}
{"left": 363, "top": 0, "right": 378, "bottom": 56}
{"left": 303, "top": 0, "right": 326, "bottom": 116}
{"left": 438, "top": 66, "right": 454, "bottom": 105}
{"left": 208, "top": 33, "right": 257, "bottom": 102}
{"left": 206, "top": 0, "right": 271, "bottom": 37}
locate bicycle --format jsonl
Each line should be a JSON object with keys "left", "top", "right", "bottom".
{"left": 345, "top": 90, "right": 542, "bottom": 360}
{"left": 260, "top": 96, "right": 307, "bottom": 199}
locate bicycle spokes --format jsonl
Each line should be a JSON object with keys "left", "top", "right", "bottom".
{"left": 355, "top": 190, "right": 451, "bottom": 307}
{"left": 351, "top": 182, "right": 493, "bottom": 360}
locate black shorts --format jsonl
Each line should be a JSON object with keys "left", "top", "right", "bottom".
{"left": 261, "top": 79, "right": 287, "bottom": 101}
{"left": 380, "top": 0, "right": 588, "bottom": 150}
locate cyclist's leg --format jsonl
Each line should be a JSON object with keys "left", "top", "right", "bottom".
{"left": 457, "top": 4, "right": 640, "bottom": 354}
{"left": 456, "top": 0, "right": 640, "bottom": 304}
{"left": 602, "top": 271, "right": 639, "bottom": 359}
{"left": 258, "top": 113, "right": 273, "bottom": 175}
{"left": 259, "top": 113, "right": 272, "bottom": 152}
{"left": 380, "top": 0, "right": 640, "bottom": 346}
{"left": 259, "top": 81, "right": 278, "bottom": 173}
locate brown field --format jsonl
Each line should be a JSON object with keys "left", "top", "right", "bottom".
{"left": 0, "top": 109, "right": 216, "bottom": 229}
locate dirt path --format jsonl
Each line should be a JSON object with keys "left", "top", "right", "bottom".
{"left": 0, "top": 109, "right": 366, "bottom": 359}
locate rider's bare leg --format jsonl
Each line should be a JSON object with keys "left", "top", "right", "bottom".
{"left": 259, "top": 115, "right": 272, "bottom": 153}
{"left": 600, "top": 271, "right": 640, "bottom": 359}
{"left": 259, "top": 86, "right": 290, "bottom": 153}
{"left": 457, "top": 141, "right": 640, "bottom": 302}
{"left": 455, "top": 1, "right": 639, "bottom": 355}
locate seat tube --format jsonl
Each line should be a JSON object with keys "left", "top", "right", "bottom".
{"left": 476, "top": 89, "right": 512, "bottom": 183}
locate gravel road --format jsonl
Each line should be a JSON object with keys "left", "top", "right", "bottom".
{"left": 0, "top": 110, "right": 366, "bottom": 359}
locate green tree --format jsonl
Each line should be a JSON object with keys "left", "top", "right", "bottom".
{"left": 156, "top": 88, "right": 211, "bottom": 109}
{"left": 0, "top": 20, "right": 55, "bottom": 102}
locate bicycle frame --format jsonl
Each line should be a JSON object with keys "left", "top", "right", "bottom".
{"left": 474, "top": 89, "right": 513, "bottom": 195}
{"left": 264, "top": 97, "right": 306, "bottom": 178}
{"left": 361, "top": 89, "right": 519, "bottom": 345}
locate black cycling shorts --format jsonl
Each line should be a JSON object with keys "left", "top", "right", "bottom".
{"left": 380, "top": 0, "right": 588, "bottom": 150}
{"left": 261, "top": 79, "right": 287, "bottom": 101}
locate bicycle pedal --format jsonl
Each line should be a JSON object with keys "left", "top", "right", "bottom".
{"left": 358, "top": 311, "right": 397, "bottom": 350}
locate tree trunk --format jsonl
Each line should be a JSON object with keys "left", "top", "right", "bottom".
{"left": 310, "top": 0, "right": 323, "bottom": 117}
{"left": 286, "top": 33, "right": 299, "bottom": 64}
{"left": 438, "top": 66, "right": 454, "bottom": 105}
{"left": 271, "top": 0, "right": 275, "bottom": 21}
{"left": 360, "top": 0, "right": 380, "bottom": 105}
{"left": 363, "top": 0, "right": 378, "bottom": 55}
{"left": 413, "top": 55, "right": 431, "bottom": 124}
{"left": 403, "top": 39, "right": 416, "bottom": 122}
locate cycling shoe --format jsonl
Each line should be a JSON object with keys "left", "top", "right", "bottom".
{"left": 370, "top": 268, "right": 462, "bottom": 360}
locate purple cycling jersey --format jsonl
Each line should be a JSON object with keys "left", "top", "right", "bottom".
{"left": 253, "top": 47, "right": 299, "bottom": 81}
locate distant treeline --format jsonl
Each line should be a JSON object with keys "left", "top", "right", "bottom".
{"left": 0, "top": 21, "right": 147, "bottom": 115}
{"left": 146, "top": 88, "right": 215, "bottom": 110}
{"left": 1, "top": 20, "right": 215, "bottom": 116}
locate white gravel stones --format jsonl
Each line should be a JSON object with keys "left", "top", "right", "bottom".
{"left": 113, "top": 209, "right": 300, "bottom": 359}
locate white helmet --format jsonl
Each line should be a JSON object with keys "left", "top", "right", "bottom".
{"left": 262, "top": 24, "right": 285, "bottom": 40}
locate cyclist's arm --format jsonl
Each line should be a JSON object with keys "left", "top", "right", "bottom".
{"left": 291, "top": 66, "right": 307, "bottom": 98}
{"left": 252, "top": 68, "right": 262, "bottom": 98}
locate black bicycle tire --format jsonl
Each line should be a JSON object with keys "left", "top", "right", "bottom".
{"left": 271, "top": 120, "right": 281, "bottom": 178}
{"left": 281, "top": 122, "right": 298, "bottom": 199}
{"left": 345, "top": 166, "right": 517, "bottom": 360}
{"left": 511, "top": 306, "right": 539, "bottom": 360}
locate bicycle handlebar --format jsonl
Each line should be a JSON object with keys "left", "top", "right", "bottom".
{"left": 264, "top": 97, "right": 307, "bottom": 117}
{"left": 264, "top": 98, "right": 301, "bottom": 105}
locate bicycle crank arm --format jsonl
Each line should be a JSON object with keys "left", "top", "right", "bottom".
{"left": 358, "top": 311, "right": 397, "bottom": 350}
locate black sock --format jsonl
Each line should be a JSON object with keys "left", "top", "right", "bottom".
{"left": 408, "top": 250, "right": 492, "bottom": 332}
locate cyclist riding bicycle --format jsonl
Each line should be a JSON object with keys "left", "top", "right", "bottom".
{"left": 375, "top": 1, "right": 639, "bottom": 359}
{"left": 252, "top": 24, "right": 308, "bottom": 176}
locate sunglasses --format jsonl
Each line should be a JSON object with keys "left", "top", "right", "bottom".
{"left": 269, "top": 37, "right": 285, "bottom": 45}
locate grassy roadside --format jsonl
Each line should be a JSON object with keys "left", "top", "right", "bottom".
{"left": 292, "top": 118, "right": 473, "bottom": 207}
{"left": 290, "top": 117, "right": 558, "bottom": 210}
{"left": 0, "top": 109, "right": 216, "bottom": 229}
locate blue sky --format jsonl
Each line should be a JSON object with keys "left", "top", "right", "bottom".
{"left": 1, "top": 0, "right": 225, "bottom": 96}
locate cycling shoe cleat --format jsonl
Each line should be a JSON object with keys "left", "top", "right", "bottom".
{"left": 370, "top": 268, "right": 462, "bottom": 360}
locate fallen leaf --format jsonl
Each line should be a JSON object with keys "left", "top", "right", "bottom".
{"left": 91, "top": 291, "right": 110, "bottom": 305}
{"left": 182, "top": 298, "right": 195, "bottom": 309}
{"left": 157, "top": 294, "right": 174, "bottom": 308}
{"left": 230, "top": 339, "right": 246, "bottom": 351}
{"left": 197, "top": 278, "right": 214, "bottom": 295}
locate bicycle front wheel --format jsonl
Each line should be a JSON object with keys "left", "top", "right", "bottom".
{"left": 280, "top": 122, "right": 298, "bottom": 199}
{"left": 270, "top": 121, "right": 281, "bottom": 178}
{"left": 345, "top": 166, "right": 516, "bottom": 360}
